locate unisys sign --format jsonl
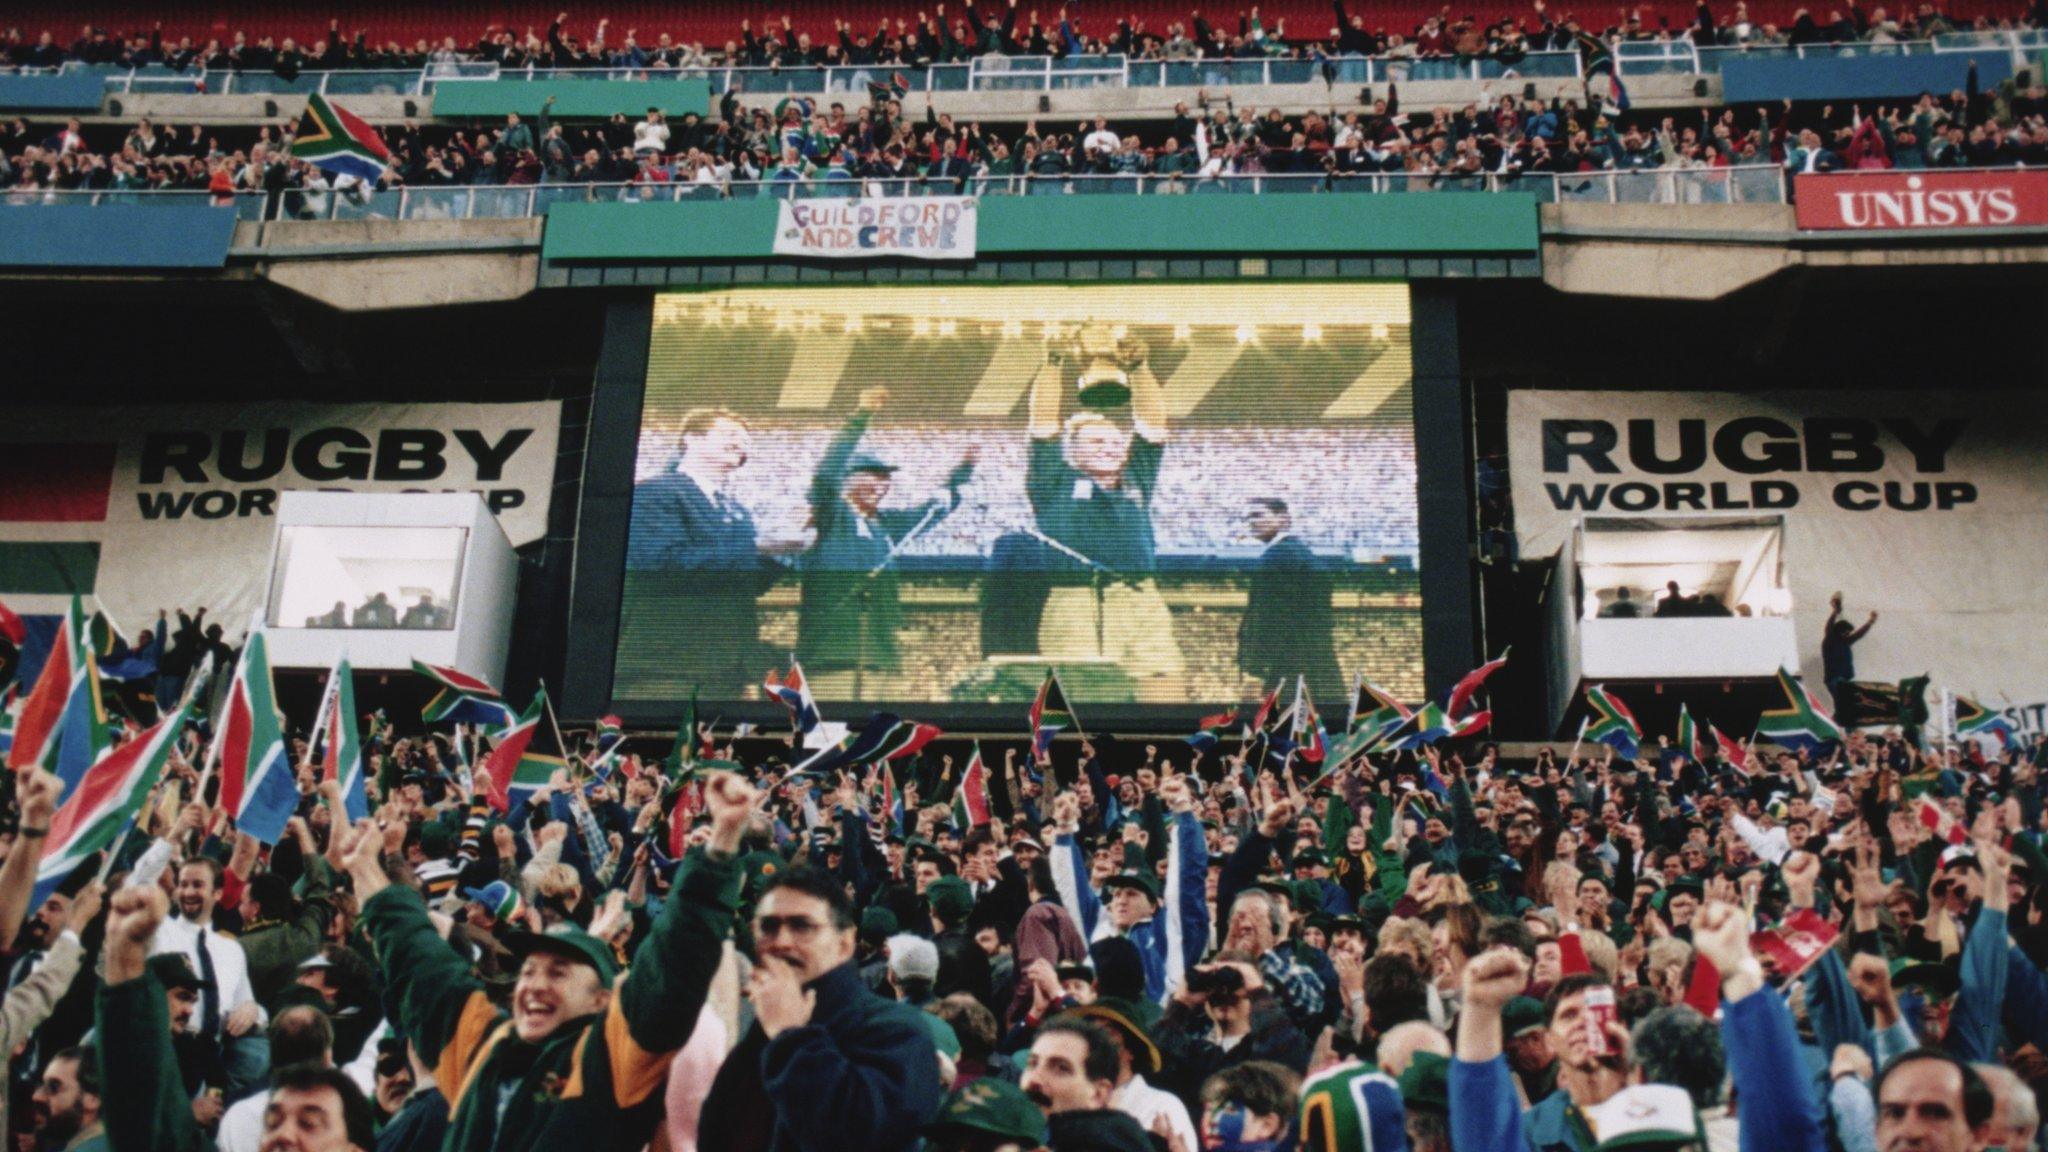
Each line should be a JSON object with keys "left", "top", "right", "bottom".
{"left": 1796, "top": 169, "right": 2048, "bottom": 231}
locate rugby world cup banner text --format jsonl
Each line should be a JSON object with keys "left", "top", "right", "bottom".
{"left": 1794, "top": 169, "right": 2048, "bottom": 231}
{"left": 0, "top": 401, "right": 561, "bottom": 632}
{"left": 1506, "top": 390, "right": 2048, "bottom": 708}
{"left": 772, "top": 196, "right": 978, "bottom": 261}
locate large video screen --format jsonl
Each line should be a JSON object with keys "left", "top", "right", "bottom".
{"left": 614, "top": 283, "right": 1422, "bottom": 714}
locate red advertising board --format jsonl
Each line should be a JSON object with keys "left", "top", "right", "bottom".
{"left": 1796, "top": 169, "right": 2048, "bottom": 231}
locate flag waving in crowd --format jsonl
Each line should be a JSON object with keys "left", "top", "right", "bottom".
{"left": 1757, "top": 667, "right": 1847, "bottom": 753}
{"left": 415, "top": 660, "right": 515, "bottom": 728}
{"left": 1585, "top": 684, "right": 1644, "bottom": 758}
{"left": 7, "top": 597, "right": 108, "bottom": 798}
{"left": 34, "top": 698, "right": 186, "bottom": 907}
{"left": 289, "top": 92, "right": 392, "bottom": 181}
{"left": 481, "top": 689, "right": 568, "bottom": 812}
{"left": 311, "top": 654, "right": 368, "bottom": 822}
{"left": 213, "top": 631, "right": 297, "bottom": 846}
{"left": 1029, "top": 669, "right": 1074, "bottom": 757}
{"left": 764, "top": 659, "right": 821, "bottom": 737}
{"left": 1676, "top": 702, "right": 1704, "bottom": 763}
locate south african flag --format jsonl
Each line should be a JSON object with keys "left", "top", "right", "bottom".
{"left": 1756, "top": 668, "right": 1845, "bottom": 753}
{"left": 1584, "top": 685, "right": 1642, "bottom": 759}
{"left": 1954, "top": 695, "right": 2016, "bottom": 748}
{"left": 290, "top": 93, "right": 392, "bottom": 182}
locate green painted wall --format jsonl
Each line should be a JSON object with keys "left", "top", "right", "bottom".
{"left": 432, "top": 78, "right": 711, "bottom": 120}
{"left": 541, "top": 192, "right": 1538, "bottom": 262}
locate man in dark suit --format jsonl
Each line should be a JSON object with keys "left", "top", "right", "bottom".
{"left": 623, "top": 407, "right": 790, "bottom": 694}
{"left": 1238, "top": 498, "right": 1343, "bottom": 704}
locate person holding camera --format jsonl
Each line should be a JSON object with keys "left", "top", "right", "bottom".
{"left": 1150, "top": 956, "right": 1311, "bottom": 1114}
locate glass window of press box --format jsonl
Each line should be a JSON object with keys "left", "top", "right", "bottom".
{"left": 267, "top": 526, "right": 468, "bottom": 631}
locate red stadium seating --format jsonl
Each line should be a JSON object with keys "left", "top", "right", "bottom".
{"left": 16, "top": 0, "right": 2033, "bottom": 57}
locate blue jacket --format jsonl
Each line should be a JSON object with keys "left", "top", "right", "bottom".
{"left": 698, "top": 961, "right": 943, "bottom": 1152}
{"left": 1947, "top": 907, "right": 2008, "bottom": 1063}
{"left": 1449, "top": 987, "right": 1824, "bottom": 1152}
{"left": 1052, "top": 809, "right": 1211, "bottom": 1005}
{"left": 2003, "top": 943, "right": 2048, "bottom": 1053}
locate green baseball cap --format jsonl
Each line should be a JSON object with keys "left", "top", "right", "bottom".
{"left": 740, "top": 849, "right": 787, "bottom": 897}
{"left": 926, "top": 876, "right": 976, "bottom": 924}
{"left": 1398, "top": 1051, "right": 1450, "bottom": 1114}
{"left": 148, "top": 952, "right": 211, "bottom": 993}
{"left": 924, "top": 1078, "right": 1048, "bottom": 1147}
{"left": 1890, "top": 957, "right": 1960, "bottom": 1000}
{"left": 1503, "top": 996, "right": 1547, "bottom": 1038}
{"left": 1101, "top": 872, "right": 1162, "bottom": 902}
{"left": 504, "top": 923, "right": 619, "bottom": 988}
{"left": 1069, "top": 996, "right": 1162, "bottom": 1075}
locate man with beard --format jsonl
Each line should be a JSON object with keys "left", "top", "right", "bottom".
{"left": 1, "top": 772, "right": 99, "bottom": 1124}
{"left": 27, "top": 1047, "right": 101, "bottom": 1152}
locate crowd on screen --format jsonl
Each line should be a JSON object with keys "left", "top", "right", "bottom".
{"left": 3, "top": 600, "right": 2048, "bottom": 1152}
{"left": 4, "top": 66, "right": 2046, "bottom": 206}
{"left": 2, "top": 0, "right": 2047, "bottom": 78}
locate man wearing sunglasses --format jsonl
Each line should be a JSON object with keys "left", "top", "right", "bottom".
{"left": 695, "top": 859, "right": 945, "bottom": 1152}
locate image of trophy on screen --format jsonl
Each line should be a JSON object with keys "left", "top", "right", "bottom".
{"left": 1019, "top": 324, "right": 1188, "bottom": 703}
{"left": 1067, "top": 322, "right": 1146, "bottom": 410}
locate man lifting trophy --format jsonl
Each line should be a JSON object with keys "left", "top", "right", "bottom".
{"left": 1024, "top": 323, "right": 1187, "bottom": 702}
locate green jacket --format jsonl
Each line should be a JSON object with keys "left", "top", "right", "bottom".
{"left": 97, "top": 972, "right": 209, "bottom": 1152}
{"left": 796, "top": 409, "right": 964, "bottom": 675}
{"left": 242, "top": 857, "right": 337, "bottom": 1009}
{"left": 361, "top": 849, "right": 741, "bottom": 1152}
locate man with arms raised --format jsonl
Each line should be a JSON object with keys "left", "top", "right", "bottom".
{"left": 349, "top": 770, "right": 756, "bottom": 1152}
{"left": 96, "top": 886, "right": 377, "bottom": 1152}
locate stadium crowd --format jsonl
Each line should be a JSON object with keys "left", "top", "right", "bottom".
{"left": 2, "top": 0, "right": 2046, "bottom": 76}
{"left": 4, "top": 66, "right": 2045, "bottom": 206}
{"left": 2, "top": 604, "right": 2048, "bottom": 1152}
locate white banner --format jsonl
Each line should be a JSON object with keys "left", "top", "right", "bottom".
{"left": 1507, "top": 390, "right": 2048, "bottom": 708}
{"left": 772, "top": 196, "right": 978, "bottom": 261}
{"left": 0, "top": 401, "right": 561, "bottom": 632}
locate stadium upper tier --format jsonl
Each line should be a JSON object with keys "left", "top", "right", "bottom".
{"left": 9, "top": 33, "right": 2048, "bottom": 97}
{"left": 4, "top": 0, "right": 2040, "bottom": 54}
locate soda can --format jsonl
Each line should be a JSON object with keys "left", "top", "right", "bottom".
{"left": 1582, "top": 985, "right": 1618, "bottom": 1059}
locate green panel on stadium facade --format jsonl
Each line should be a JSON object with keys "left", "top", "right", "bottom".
{"left": 0, "top": 543, "right": 99, "bottom": 596}
{"left": 431, "top": 78, "right": 712, "bottom": 120}
{"left": 541, "top": 194, "right": 1538, "bottom": 262}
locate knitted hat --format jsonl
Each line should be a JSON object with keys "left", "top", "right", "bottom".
{"left": 461, "top": 881, "right": 523, "bottom": 925}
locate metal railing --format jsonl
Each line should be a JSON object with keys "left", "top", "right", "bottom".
{"left": 0, "top": 165, "right": 1789, "bottom": 220}
{"left": 0, "top": 186, "right": 272, "bottom": 220}
{"left": 24, "top": 50, "right": 1587, "bottom": 100}
{"left": 325, "top": 167, "right": 1772, "bottom": 213}
{"left": 1617, "top": 29, "right": 2048, "bottom": 76}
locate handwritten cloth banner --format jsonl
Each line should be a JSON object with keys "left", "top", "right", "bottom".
{"left": 772, "top": 196, "right": 978, "bottom": 261}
